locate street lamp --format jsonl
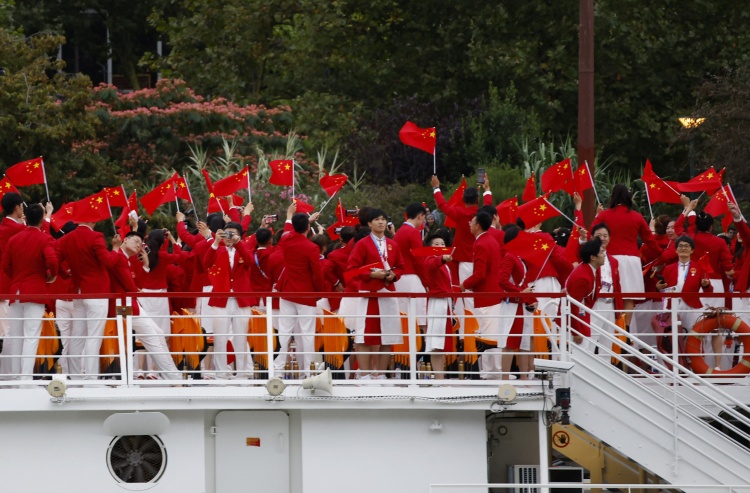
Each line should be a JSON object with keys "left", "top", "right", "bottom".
{"left": 679, "top": 117, "right": 705, "bottom": 197}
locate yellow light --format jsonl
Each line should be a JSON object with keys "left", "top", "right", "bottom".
{"left": 678, "top": 117, "right": 705, "bottom": 129}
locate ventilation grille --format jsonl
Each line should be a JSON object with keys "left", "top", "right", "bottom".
{"left": 107, "top": 435, "right": 167, "bottom": 484}
{"left": 512, "top": 465, "right": 539, "bottom": 493}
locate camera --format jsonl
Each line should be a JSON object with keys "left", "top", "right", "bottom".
{"left": 477, "top": 167, "right": 486, "bottom": 184}
{"left": 334, "top": 227, "right": 343, "bottom": 235}
{"left": 524, "top": 304, "right": 535, "bottom": 313}
{"left": 265, "top": 214, "right": 278, "bottom": 223}
{"left": 345, "top": 209, "right": 358, "bottom": 217}
{"left": 225, "top": 231, "right": 236, "bottom": 239}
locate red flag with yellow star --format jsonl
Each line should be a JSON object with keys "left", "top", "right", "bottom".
{"left": 104, "top": 186, "right": 129, "bottom": 208}
{"left": 704, "top": 184, "right": 739, "bottom": 231}
{"left": 5, "top": 157, "right": 46, "bottom": 187}
{"left": 319, "top": 173, "right": 348, "bottom": 197}
{"left": 140, "top": 177, "right": 177, "bottom": 215}
{"left": 399, "top": 121, "right": 436, "bottom": 155}
{"left": 641, "top": 159, "right": 682, "bottom": 204}
{"left": 171, "top": 173, "right": 193, "bottom": 203}
{"left": 517, "top": 195, "right": 561, "bottom": 227}
{"left": 504, "top": 230, "right": 555, "bottom": 267}
{"left": 294, "top": 198, "right": 315, "bottom": 214}
{"left": 71, "top": 190, "right": 111, "bottom": 223}
{"left": 269, "top": 160, "right": 294, "bottom": 186}
{"left": 573, "top": 162, "right": 594, "bottom": 193}
{"left": 0, "top": 176, "right": 20, "bottom": 201}
{"left": 522, "top": 173, "right": 536, "bottom": 203}
{"left": 541, "top": 158, "right": 575, "bottom": 194}
{"left": 50, "top": 202, "right": 76, "bottom": 231}
{"left": 496, "top": 196, "right": 518, "bottom": 226}
{"left": 114, "top": 191, "right": 138, "bottom": 237}
{"left": 214, "top": 166, "right": 250, "bottom": 195}
{"left": 677, "top": 166, "right": 723, "bottom": 194}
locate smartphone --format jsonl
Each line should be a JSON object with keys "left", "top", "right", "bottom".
{"left": 656, "top": 275, "right": 665, "bottom": 283}
{"left": 265, "top": 214, "right": 278, "bottom": 223}
{"left": 477, "top": 167, "right": 486, "bottom": 184}
{"left": 345, "top": 209, "right": 358, "bottom": 217}
{"left": 142, "top": 245, "right": 151, "bottom": 255}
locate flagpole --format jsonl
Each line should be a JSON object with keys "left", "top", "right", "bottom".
{"left": 183, "top": 175, "right": 195, "bottom": 208}
{"left": 532, "top": 248, "right": 555, "bottom": 285}
{"left": 585, "top": 161, "right": 601, "bottom": 204}
{"left": 247, "top": 168, "right": 252, "bottom": 205}
{"left": 548, "top": 202, "right": 579, "bottom": 228}
{"left": 105, "top": 193, "right": 116, "bottom": 232}
{"left": 318, "top": 191, "right": 339, "bottom": 215}
{"left": 433, "top": 145, "right": 436, "bottom": 175}
{"left": 40, "top": 157, "right": 50, "bottom": 203}
{"left": 172, "top": 181, "right": 181, "bottom": 213}
{"left": 292, "top": 159, "right": 295, "bottom": 202}
{"left": 643, "top": 181, "right": 654, "bottom": 219}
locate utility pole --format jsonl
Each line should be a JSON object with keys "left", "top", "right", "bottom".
{"left": 578, "top": 0, "right": 596, "bottom": 227}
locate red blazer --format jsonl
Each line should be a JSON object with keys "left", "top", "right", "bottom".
{"left": 56, "top": 225, "right": 117, "bottom": 295}
{"left": 593, "top": 205, "right": 659, "bottom": 259}
{"left": 462, "top": 232, "right": 502, "bottom": 308}
{"left": 691, "top": 231, "right": 733, "bottom": 281}
{"left": 525, "top": 231, "right": 573, "bottom": 285}
{"left": 498, "top": 252, "right": 535, "bottom": 304}
{"left": 347, "top": 234, "right": 404, "bottom": 292}
{"left": 393, "top": 223, "right": 427, "bottom": 282}
{"left": 277, "top": 230, "right": 326, "bottom": 307}
{"left": 203, "top": 239, "right": 257, "bottom": 308}
{"left": 177, "top": 222, "right": 212, "bottom": 289}
{"left": 434, "top": 189, "right": 493, "bottom": 263}
{"left": 249, "top": 246, "right": 274, "bottom": 294}
{"left": 2, "top": 227, "right": 58, "bottom": 303}
{"left": 107, "top": 249, "right": 143, "bottom": 317}
{"left": 487, "top": 227, "right": 505, "bottom": 252}
{"left": 733, "top": 220, "right": 750, "bottom": 292}
{"left": 424, "top": 256, "right": 453, "bottom": 295}
{"left": 565, "top": 262, "right": 597, "bottom": 337}
{"left": 662, "top": 260, "right": 713, "bottom": 309}
{"left": 135, "top": 248, "right": 183, "bottom": 290}
{"left": 328, "top": 242, "right": 352, "bottom": 289}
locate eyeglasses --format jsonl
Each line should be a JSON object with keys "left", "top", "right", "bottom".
{"left": 676, "top": 244, "right": 692, "bottom": 250}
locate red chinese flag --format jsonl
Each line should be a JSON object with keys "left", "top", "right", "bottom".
{"left": 294, "top": 198, "right": 315, "bottom": 214}
{"left": 398, "top": 121, "right": 436, "bottom": 155}
{"left": 104, "top": 186, "right": 128, "bottom": 208}
{"left": 504, "top": 230, "right": 556, "bottom": 267}
{"left": 496, "top": 196, "right": 518, "bottom": 226}
{"left": 642, "top": 160, "right": 682, "bottom": 204}
{"left": 140, "top": 177, "right": 177, "bottom": 215}
{"left": 50, "top": 202, "right": 76, "bottom": 231}
{"left": 677, "top": 166, "right": 723, "bottom": 194}
{"left": 319, "top": 173, "right": 348, "bottom": 197}
{"left": 214, "top": 166, "right": 250, "bottom": 195}
{"left": 269, "top": 160, "right": 294, "bottom": 186}
{"left": 574, "top": 162, "right": 594, "bottom": 193}
{"left": 443, "top": 177, "right": 467, "bottom": 228}
{"left": 541, "top": 158, "right": 575, "bottom": 194}
{"left": 410, "top": 246, "right": 455, "bottom": 257}
{"left": 170, "top": 173, "right": 193, "bottom": 202}
{"left": 344, "top": 261, "right": 385, "bottom": 283}
{"left": 71, "top": 190, "right": 111, "bottom": 223}
{"left": 0, "top": 176, "right": 20, "bottom": 200}
{"left": 115, "top": 191, "right": 138, "bottom": 237}
{"left": 202, "top": 169, "right": 224, "bottom": 213}
{"left": 5, "top": 157, "right": 46, "bottom": 187}
{"left": 564, "top": 227, "right": 581, "bottom": 264}
{"left": 517, "top": 195, "right": 561, "bottom": 227}
{"left": 522, "top": 173, "right": 536, "bottom": 203}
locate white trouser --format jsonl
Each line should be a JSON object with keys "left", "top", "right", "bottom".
{"left": 199, "top": 285, "right": 214, "bottom": 334}
{"left": 70, "top": 297, "right": 108, "bottom": 380}
{"left": 589, "top": 298, "right": 617, "bottom": 355}
{"left": 132, "top": 304, "right": 182, "bottom": 380}
{"left": 211, "top": 298, "right": 253, "bottom": 379}
{"left": 276, "top": 299, "right": 317, "bottom": 377}
{"left": 55, "top": 300, "right": 75, "bottom": 374}
{"left": 139, "top": 288, "right": 171, "bottom": 334}
{"left": 455, "top": 262, "right": 474, "bottom": 336}
{"left": 0, "top": 300, "right": 10, "bottom": 377}
{"left": 530, "top": 276, "right": 561, "bottom": 320}
{"left": 6, "top": 302, "right": 46, "bottom": 381}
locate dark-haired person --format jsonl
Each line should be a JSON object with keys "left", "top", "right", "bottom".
{"left": 589, "top": 223, "right": 623, "bottom": 353}
{"left": 204, "top": 221, "right": 256, "bottom": 379}
{"left": 248, "top": 226, "right": 275, "bottom": 309}
{"left": 346, "top": 209, "right": 404, "bottom": 379}
{"left": 0, "top": 192, "right": 27, "bottom": 358}
{"left": 325, "top": 226, "right": 356, "bottom": 313}
{"left": 460, "top": 211, "right": 504, "bottom": 378}
{"left": 565, "top": 237, "right": 606, "bottom": 351}
{"left": 655, "top": 236, "right": 713, "bottom": 333}
{"left": 108, "top": 232, "right": 181, "bottom": 380}
{"left": 275, "top": 205, "right": 327, "bottom": 377}
{"left": 592, "top": 184, "right": 659, "bottom": 329}
{"left": 431, "top": 174, "right": 493, "bottom": 332}
{"left": 394, "top": 203, "right": 428, "bottom": 331}
{"left": 422, "top": 234, "right": 454, "bottom": 379}
{"left": 1, "top": 203, "right": 57, "bottom": 381}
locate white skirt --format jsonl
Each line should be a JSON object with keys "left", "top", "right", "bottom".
{"left": 613, "top": 254, "right": 644, "bottom": 297}
{"left": 350, "top": 290, "right": 403, "bottom": 346}
{"left": 425, "top": 298, "right": 450, "bottom": 352}
{"left": 475, "top": 303, "right": 502, "bottom": 342}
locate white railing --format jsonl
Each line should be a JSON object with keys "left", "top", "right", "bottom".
{"left": 429, "top": 483, "right": 750, "bottom": 493}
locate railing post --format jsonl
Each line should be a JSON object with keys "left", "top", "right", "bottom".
{"left": 265, "top": 296, "right": 275, "bottom": 379}
{"left": 670, "top": 298, "right": 680, "bottom": 378}
{"left": 115, "top": 305, "right": 129, "bottom": 387}
{"left": 407, "top": 296, "right": 418, "bottom": 386}
{"left": 559, "top": 297, "right": 571, "bottom": 362}
{"left": 125, "top": 297, "right": 135, "bottom": 386}
{"left": 669, "top": 296, "right": 680, "bottom": 475}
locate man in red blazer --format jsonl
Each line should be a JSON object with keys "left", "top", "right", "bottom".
{"left": 431, "top": 174, "right": 494, "bottom": 330}
{"left": 393, "top": 203, "right": 428, "bottom": 329}
{"left": 1, "top": 204, "right": 57, "bottom": 381}
{"left": 460, "top": 211, "right": 504, "bottom": 378}
{"left": 56, "top": 218, "right": 119, "bottom": 380}
{"left": 729, "top": 203, "right": 750, "bottom": 324}
{"left": 565, "top": 237, "right": 606, "bottom": 351}
{"left": 275, "top": 205, "right": 326, "bottom": 377}
{"left": 204, "top": 221, "right": 256, "bottom": 379}
{"left": 109, "top": 233, "right": 181, "bottom": 380}
{"left": 0, "top": 192, "right": 27, "bottom": 361}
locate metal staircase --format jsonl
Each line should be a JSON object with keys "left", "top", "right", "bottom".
{"left": 562, "top": 297, "right": 750, "bottom": 486}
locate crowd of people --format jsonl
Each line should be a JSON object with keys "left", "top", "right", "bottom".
{"left": 0, "top": 172, "right": 746, "bottom": 383}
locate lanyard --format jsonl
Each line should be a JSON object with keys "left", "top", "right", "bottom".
{"left": 370, "top": 233, "right": 388, "bottom": 261}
